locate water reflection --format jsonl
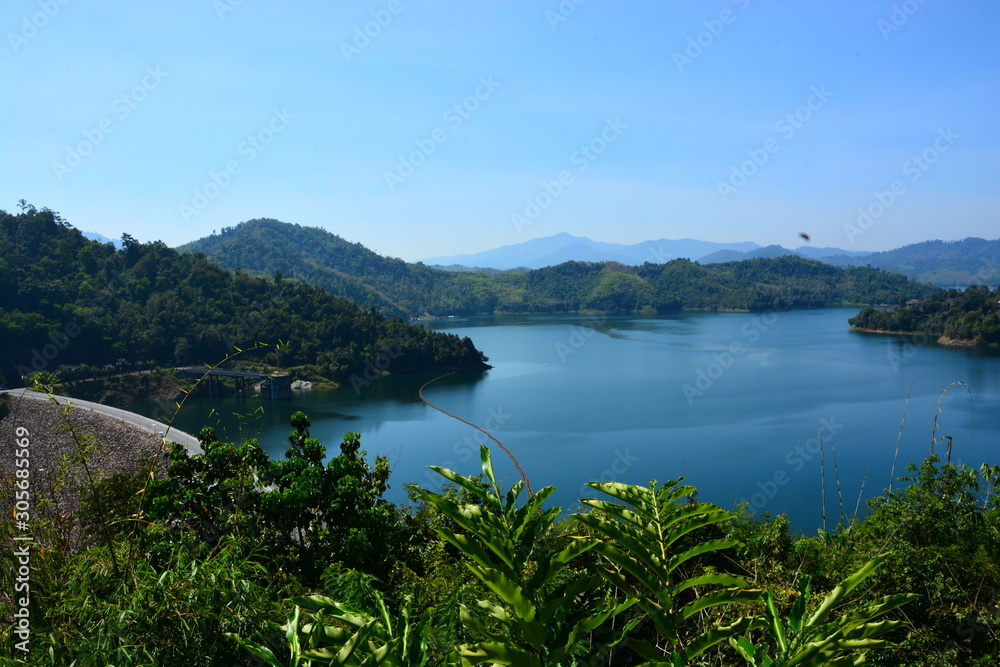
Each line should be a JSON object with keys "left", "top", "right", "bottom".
{"left": 113, "top": 309, "right": 1000, "bottom": 533}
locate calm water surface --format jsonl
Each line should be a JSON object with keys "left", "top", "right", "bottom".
{"left": 122, "top": 308, "right": 1000, "bottom": 531}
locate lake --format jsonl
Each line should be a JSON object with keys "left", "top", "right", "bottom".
{"left": 122, "top": 308, "right": 1000, "bottom": 532}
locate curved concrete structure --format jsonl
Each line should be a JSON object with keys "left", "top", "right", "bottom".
{"left": 1, "top": 389, "right": 203, "bottom": 455}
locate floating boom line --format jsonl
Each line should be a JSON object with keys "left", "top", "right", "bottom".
{"left": 418, "top": 372, "right": 534, "bottom": 495}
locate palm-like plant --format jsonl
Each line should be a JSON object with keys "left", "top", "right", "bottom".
{"left": 730, "top": 555, "right": 919, "bottom": 666}
{"left": 228, "top": 590, "right": 447, "bottom": 667}
{"left": 575, "top": 479, "right": 763, "bottom": 664}
{"left": 228, "top": 605, "right": 313, "bottom": 667}
{"left": 405, "top": 446, "right": 635, "bottom": 666}
{"left": 309, "top": 593, "right": 443, "bottom": 666}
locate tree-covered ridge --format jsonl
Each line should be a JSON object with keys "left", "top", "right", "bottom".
{"left": 826, "top": 237, "right": 1000, "bottom": 287}
{"left": 849, "top": 285, "right": 1000, "bottom": 344}
{"left": 177, "top": 218, "right": 459, "bottom": 318}
{"left": 0, "top": 206, "right": 489, "bottom": 385}
{"left": 180, "top": 219, "right": 940, "bottom": 316}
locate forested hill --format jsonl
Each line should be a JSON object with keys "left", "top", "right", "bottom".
{"left": 178, "top": 218, "right": 448, "bottom": 318}
{"left": 180, "top": 219, "right": 939, "bottom": 315}
{"left": 824, "top": 237, "right": 999, "bottom": 287}
{"left": 849, "top": 285, "right": 1000, "bottom": 345}
{"left": 0, "top": 207, "right": 489, "bottom": 386}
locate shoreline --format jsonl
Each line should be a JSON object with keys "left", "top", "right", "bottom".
{"left": 849, "top": 327, "right": 982, "bottom": 347}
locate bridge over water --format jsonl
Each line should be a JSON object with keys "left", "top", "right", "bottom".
{"left": 177, "top": 367, "right": 292, "bottom": 399}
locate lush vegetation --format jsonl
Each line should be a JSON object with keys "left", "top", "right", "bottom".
{"left": 2, "top": 209, "right": 993, "bottom": 664}
{"left": 0, "top": 205, "right": 489, "bottom": 388}
{"left": 2, "top": 392, "right": 997, "bottom": 665}
{"left": 180, "top": 219, "right": 939, "bottom": 317}
{"left": 826, "top": 238, "right": 1000, "bottom": 287}
{"left": 849, "top": 285, "right": 1000, "bottom": 345}
{"left": 178, "top": 219, "right": 452, "bottom": 319}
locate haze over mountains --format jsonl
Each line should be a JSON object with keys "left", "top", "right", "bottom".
{"left": 175, "top": 219, "right": 942, "bottom": 319}
{"left": 697, "top": 244, "right": 868, "bottom": 264}
{"left": 81, "top": 231, "right": 122, "bottom": 248}
{"left": 420, "top": 233, "right": 766, "bottom": 270}
{"left": 422, "top": 234, "right": 999, "bottom": 287}
{"left": 420, "top": 233, "right": 869, "bottom": 270}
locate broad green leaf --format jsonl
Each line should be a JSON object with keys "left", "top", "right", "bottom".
{"left": 474, "top": 567, "right": 539, "bottom": 629}
{"left": 673, "top": 571, "right": 754, "bottom": 595}
{"left": 225, "top": 633, "right": 284, "bottom": 667}
{"left": 479, "top": 445, "right": 499, "bottom": 494}
{"left": 460, "top": 641, "right": 542, "bottom": 667}
{"left": 763, "top": 590, "right": 787, "bottom": 653}
{"left": 807, "top": 555, "right": 886, "bottom": 627}
{"left": 476, "top": 598, "right": 512, "bottom": 623}
{"left": 422, "top": 467, "right": 493, "bottom": 509}
{"left": 680, "top": 587, "right": 764, "bottom": 619}
{"left": 833, "top": 593, "right": 921, "bottom": 632}
{"left": 788, "top": 576, "right": 811, "bottom": 633}
{"left": 681, "top": 616, "right": 764, "bottom": 661}
{"left": 667, "top": 538, "right": 742, "bottom": 573}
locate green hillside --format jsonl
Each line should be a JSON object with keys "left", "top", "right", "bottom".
{"left": 0, "top": 206, "right": 489, "bottom": 386}
{"left": 180, "top": 219, "right": 940, "bottom": 316}
{"left": 826, "top": 237, "right": 1000, "bottom": 287}
{"left": 849, "top": 285, "right": 1000, "bottom": 344}
{"left": 178, "top": 219, "right": 450, "bottom": 318}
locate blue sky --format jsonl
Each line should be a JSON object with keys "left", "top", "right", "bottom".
{"left": 3, "top": 0, "right": 997, "bottom": 260}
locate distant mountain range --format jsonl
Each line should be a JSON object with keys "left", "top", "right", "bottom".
{"left": 697, "top": 244, "right": 868, "bottom": 264}
{"left": 178, "top": 220, "right": 939, "bottom": 317}
{"left": 822, "top": 238, "right": 1000, "bottom": 287}
{"left": 420, "top": 233, "right": 765, "bottom": 269}
{"left": 423, "top": 234, "right": 999, "bottom": 287}
{"left": 702, "top": 238, "right": 999, "bottom": 287}
{"left": 81, "top": 231, "right": 122, "bottom": 248}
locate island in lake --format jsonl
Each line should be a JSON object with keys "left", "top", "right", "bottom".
{"left": 849, "top": 285, "right": 1000, "bottom": 346}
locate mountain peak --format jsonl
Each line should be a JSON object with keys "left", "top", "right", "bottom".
{"left": 421, "top": 235, "right": 765, "bottom": 270}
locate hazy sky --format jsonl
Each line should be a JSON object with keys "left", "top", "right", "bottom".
{"left": 3, "top": 1, "right": 997, "bottom": 261}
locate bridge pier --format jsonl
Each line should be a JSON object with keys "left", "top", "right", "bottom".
{"left": 177, "top": 367, "right": 292, "bottom": 399}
